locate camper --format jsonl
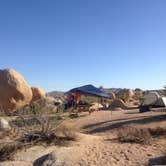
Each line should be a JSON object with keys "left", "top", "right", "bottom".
{"left": 139, "top": 92, "right": 166, "bottom": 112}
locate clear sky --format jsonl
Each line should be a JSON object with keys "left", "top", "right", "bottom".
{"left": 0, "top": 0, "right": 166, "bottom": 92}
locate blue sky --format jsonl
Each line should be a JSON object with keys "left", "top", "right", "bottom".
{"left": 0, "top": 0, "right": 166, "bottom": 92}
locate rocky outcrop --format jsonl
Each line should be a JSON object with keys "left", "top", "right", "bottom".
{"left": 109, "top": 99, "right": 127, "bottom": 109}
{"left": 0, "top": 69, "right": 32, "bottom": 112}
{"left": 31, "top": 87, "right": 46, "bottom": 102}
{"left": 117, "top": 89, "right": 135, "bottom": 99}
{"left": 109, "top": 92, "right": 116, "bottom": 100}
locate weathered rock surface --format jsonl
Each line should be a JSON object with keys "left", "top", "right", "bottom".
{"left": 31, "top": 87, "right": 46, "bottom": 102}
{"left": 0, "top": 69, "right": 32, "bottom": 112}
{"left": 117, "top": 89, "right": 135, "bottom": 99}
{"left": 109, "top": 99, "right": 127, "bottom": 109}
{"left": 109, "top": 92, "right": 116, "bottom": 100}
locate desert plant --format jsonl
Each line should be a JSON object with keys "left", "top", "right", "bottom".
{"left": 0, "top": 142, "right": 24, "bottom": 161}
{"left": 0, "top": 104, "right": 78, "bottom": 161}
{"left": 148, "top": 127, "right": 166, "bottom": 137}
{"left": 55, "top": 122, "right": 77, "bottom": 141}
{"left": 117, "top": 125, "right": 151, "bottom": 144}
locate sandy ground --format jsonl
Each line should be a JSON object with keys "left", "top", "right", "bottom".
{"left": 70, "top": 109, "right": 166, "bottom": 166}
{"left": 1, "top": 109, "right": 166, "bottom": 166}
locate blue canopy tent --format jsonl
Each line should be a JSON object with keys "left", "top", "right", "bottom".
{"left": 67, "top": 84, "right": 111, "bottom": 98}
{"left": 65, "top": 85, "right": 111, "bottom": 113}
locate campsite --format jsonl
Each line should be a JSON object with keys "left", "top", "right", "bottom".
{"left": 1, "top": 0, "right": 166, "bottom": 165}
{"left": 0, "top": 69, "right": 166, "bottom": 166}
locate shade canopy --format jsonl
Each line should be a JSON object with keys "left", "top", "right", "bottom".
{"left": 67, "top": 84, "right": 111, "bottom": 98}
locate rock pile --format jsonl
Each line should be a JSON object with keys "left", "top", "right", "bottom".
{"left": 0, "top": 69, "right": 46, "bottom": 113}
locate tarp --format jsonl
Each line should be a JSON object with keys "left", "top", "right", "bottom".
{"left": 67, "top": 84, "right": 111, "bottom": 98}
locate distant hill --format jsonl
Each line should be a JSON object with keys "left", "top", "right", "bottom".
{"left": 101, "top": 88, "right": 123, "bottom": 94}
{"left": 47, "top": 91, "right": 65, "bottom": 99}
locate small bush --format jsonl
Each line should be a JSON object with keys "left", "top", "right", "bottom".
{"left": 0, "top": 123, "right": 77, "bottom": 162}
{"left": 118, "top": 125, "right": 151, "bottom": 144}
{"left": 69, "top": 113, "right": 79, "bottom": 119}
{"left": 148, "top": 127, "right": 166, "bottom": 137}
{"left": 0, "top": 103, "right": 78, "bottom": 161}
{"left": 0, "top": 142, "right": 24, "bottom": 161}
{"left": 55, "top": 122, "right": 77, "bottom": 141}
{"left": 0, "top": 128, "right": 20, "bottom": 140}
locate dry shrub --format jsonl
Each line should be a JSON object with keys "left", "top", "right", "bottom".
{"left": 15, "top": 113, "right": 65, "bottom": 145}
{"left": 0, "top": 128, "right": 20, "bottom": 140}
{"left": 55, "top": 122, "right": 78, "bottom": 141}
{"left": 0, "top": 103, "right": 79, "bottom": 161}
{"left": 148, "top": 127, "right": 166, "bottom": 137}
{"left": 118, "top": 125, "right": 151, "bottom": 144}
{"left": 18, "top": 130, "right": 58, "bottom": 146}
{"left": 69, "top": 113, "right": 79, "bottom": 119}
{"left": 0, "top": 142, "right": 24, "bottom": 161}
{"left": 0, "top": 123, "right": 76, "bottom": 162}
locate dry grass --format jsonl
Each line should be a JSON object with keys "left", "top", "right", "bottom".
{"left": 0, "top": 128, "right": 20, "bottom": 140}
{"left": 0, "top": 123, "right": 77, "bottom": 162}
{"left": 117, "top": 125, "right": 151, "bottom": 144}
{"left": 55, "top": 122, "right": 78, "bottom": 141}
{"left": 0, "top": 103, "right": 78, "bottom": 161}
{"left": 0, "top": 142, "right": 25, "bottom": 161}
{"left": 148, "top": 127, "right": 166, "bottom": 137}
{"left": 118, "top": 124, "right": 166, "bottom": 144}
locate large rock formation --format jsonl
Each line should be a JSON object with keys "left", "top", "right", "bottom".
{"left": 117, "top": 89, "right": 135, "bottom": 99}
{"left": 109, "top": 99, "right": 127, "bottom": 109}
{"left": 45, "top": 96, "right": 56, "bottom": 104}
{"left": 0, "top": 69, "right": 32, "bottom": 112}
{"left": 116, "top": 89, "right": 135, "bottom": 102}
{"left": 31, "top": 87, "right": 46, "bottom": 102}
{"left": 109, "top": 92, "right": 116, "bottom": 100}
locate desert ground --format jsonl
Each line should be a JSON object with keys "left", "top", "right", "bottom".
{"left": 0, "top": 109, "right": 166, "bottom": 166}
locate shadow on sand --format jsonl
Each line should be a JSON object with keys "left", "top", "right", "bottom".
{"left": 148, "top": 155, "right": 166, "bottom": 166}
{"left": 83, "top": 114, "right": 166, "bottom": 134}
